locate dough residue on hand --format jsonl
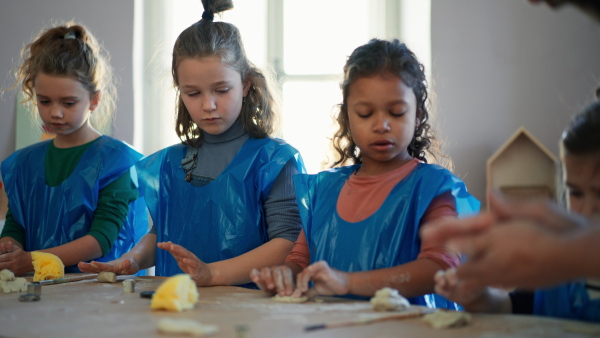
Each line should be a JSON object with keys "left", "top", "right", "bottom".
{"left": 272, "top": 294, "right": 308, "bottom": 303}
{"left": 422, "top": 310, "right": 471, "bottom": 329}
{"left": 370, "top": 287, "right": 410, "bottom": 311}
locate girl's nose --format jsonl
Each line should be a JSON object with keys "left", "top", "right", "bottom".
{"left": 373, "top": 115, "right": 391, "bottom": 133}
{"left": 50, "top": 105, "right": 63, "bottom": 118}
{"left": 202, "top": 95, "right": 216, "bottom": 112}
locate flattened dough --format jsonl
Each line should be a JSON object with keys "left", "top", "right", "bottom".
{"left": 370, "top": 287, "right": 410, "bottom": 311}
{"left": 272, "top": 294, "right": 308, "bottom": 303}
{"left": 422, "top": 310, "right": 471, "bottom": 329}
{"left": 97, "top": 271, "right": 117, "bottom": 283}
{"left": 157, "top": 318, "right": 219, "bottom": 336}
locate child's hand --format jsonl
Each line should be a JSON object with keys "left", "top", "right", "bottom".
{"left": 77, "top": 257, "right": 140, "bottom": 275}
{"left": 250, "top": 266, "right": 296, "bottom": 296}
{"left": 0, "top": 241, "right": 33, "bottom": 276}
{"left": 157, "top": 241, "right": 213, "bottom": 286}
{"left": 292, "top": 261, "right": 349, "bottom": 298}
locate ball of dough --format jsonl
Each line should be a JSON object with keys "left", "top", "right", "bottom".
{"left": 31, "top": 252, "right": 65, "bottom": 282}
{"left": 0, "top": 269, "right": 15, "bottom": 281}
{"left": 370, "top": 287, "right": 410, "bottom": 311}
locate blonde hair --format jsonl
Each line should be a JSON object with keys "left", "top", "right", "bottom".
{"left": 13, "top": 22, "right": 116, "bottom": 133}
{"left": 172, "top": 0, "right": 280, "bottom": 147}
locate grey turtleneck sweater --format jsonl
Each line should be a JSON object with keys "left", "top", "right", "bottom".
{"left": 150, "top": 119, "right": 302, "bottom": 242}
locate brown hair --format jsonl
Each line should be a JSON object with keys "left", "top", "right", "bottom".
{"left": 172, "top": 0, "right": 279, "bottom": 147}
{"left": 12, "top": 22, "right": 116, "bottom": 132}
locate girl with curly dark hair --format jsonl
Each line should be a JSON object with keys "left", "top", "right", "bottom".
{"left": 251, "top": 39, "right": 479, "bottom": 309}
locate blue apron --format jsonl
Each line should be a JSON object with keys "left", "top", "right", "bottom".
{"left": 294, "top": 163, "right": 480, "bottom": 309}
{"left": 1, "top": 136, "right": 148, "bottom": 273}
{"left": 136, "top": 138, "right": 304, "bottom": 282}
{"left": 534, "top": 282, "right": 600, "bottom": 322}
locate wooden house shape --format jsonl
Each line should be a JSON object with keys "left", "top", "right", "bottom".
{"left": 486, "top": 127, "right": 559, "bottom": 210}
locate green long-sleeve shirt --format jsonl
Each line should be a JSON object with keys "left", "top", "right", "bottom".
{"left": 0, "top": 139, "right": 139, "bottom": 256}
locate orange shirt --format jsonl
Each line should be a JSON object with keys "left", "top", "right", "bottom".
{"left": 286, "top": 159, "right": 460, "bottom": 269}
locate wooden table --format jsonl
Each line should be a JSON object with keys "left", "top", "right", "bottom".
{"left": 1, "top": 275, "right": 600, "bottom": 337}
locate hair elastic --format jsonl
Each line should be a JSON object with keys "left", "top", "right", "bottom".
{"left": 202, "top": 10, "right": 214, "bottom": 21}
{"left": 64, "top": 32, "right": 76, "bottom": 40}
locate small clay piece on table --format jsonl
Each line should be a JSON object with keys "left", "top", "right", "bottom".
{"left": 272, "top": 294, "right": 308, "bottom": 303}
{"left": 122, "top": 279, "right": 135, "bottom": 293}
{"left": 97, "top": 271, "right": 118, "bottom": 283}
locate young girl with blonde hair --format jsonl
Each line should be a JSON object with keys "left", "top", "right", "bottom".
{"left": 0, "top": 23, "right": 148, "bottom": 275}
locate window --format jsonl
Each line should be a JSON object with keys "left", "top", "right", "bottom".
{"left": 134, "top": 0, "right": 430, "bottom": 173}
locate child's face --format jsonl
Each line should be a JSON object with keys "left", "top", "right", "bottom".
{"left": 346, "top": 73, "right": 417, "bottom": 174}
{"left": 34, "top": 72, "right": 99, "bottom": 141}
{"left": 564, "top": 153, "right": 600, "bottom": 219}
{"left": 177, "top": 56, "right": 250, "bottom": 136}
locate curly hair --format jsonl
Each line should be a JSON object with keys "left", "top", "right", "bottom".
{"left": 331, "top": 38, "right": 449, "bottom": 169}
{"left": 12, "top": 22, "right": 116, "bottom": 132}
{"left": 172, "top": 0, "right": 279, "bottom": 147}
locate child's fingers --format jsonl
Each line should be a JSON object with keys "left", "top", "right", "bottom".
{"left": 281, "top": 267, "right": 295, "bottom": 296}
{"left": 296, "top": 262, "right": 323, "bottom": 292}
{"left": 260, "top": 267, "right": 275, "bottom": 290}
{"left": 77, "top": 261, "right": 98, "bottom": 272}
{"left": 250, "top": 268, "right": 268, "bottom": 291}
{"left": 273, "top": 268, "right": 285, "bottom": 293}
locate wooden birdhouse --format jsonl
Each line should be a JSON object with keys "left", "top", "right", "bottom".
{"left": 486, "top": 127, "right": 559, "bottom": 210}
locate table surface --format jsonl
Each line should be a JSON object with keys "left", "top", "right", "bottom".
{"left": 1, "top": 274, "right": 600, "bottom": 338}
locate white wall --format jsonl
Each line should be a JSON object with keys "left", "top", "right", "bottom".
{"left": 431, "top": 0, "right": 600, "bottom": 205}
{"left": 0, "top": 0, "right": 135, "bottom": 163}
{"left": 1, "top": 1, "right": 599, "bottom": 208}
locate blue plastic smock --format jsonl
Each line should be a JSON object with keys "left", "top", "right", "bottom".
{"left": 136, "top": 138, "right": 304, "bottom": 281}
{"left": 294, "top": 162, "right": 480, "bottom": 309}
{"left": 534, "top": 281, "right": 600, "bottom": 322}
{"left": 1, "top": 136, "right": 149, "bottom": 273}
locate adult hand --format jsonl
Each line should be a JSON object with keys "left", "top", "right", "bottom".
{"left": 488, "top": 192, "right": 586, "bottom": 234}
{"left": 250, "top": 265, "right": 296, "bottom": 296}
{"left": 434, "top": 268, "right": 487, "bottom": 309}
{"left": 448, "top": 219, "right": 570, "bottom": 289}
{"left": 292, "top": 261, "right": 350, "bottom": 298}
{"left": 157, "top": 241, "right": 213, "bottom": 286}
{"left": 77, "top": 257, "right": 140, "bottom": 275}
{"left": 0, "top": 241, "right": 33, "bottom": 276}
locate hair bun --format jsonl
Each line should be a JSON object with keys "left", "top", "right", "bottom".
{"left": 202, "top": 10, "right": 214, "bottom": 21}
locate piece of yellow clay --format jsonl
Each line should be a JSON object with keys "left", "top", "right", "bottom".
{"left": 31, "top": 252, "right": 65, "bottom": 282}
{"left": 150, "top": 274, "right": 199, "bottom": 312}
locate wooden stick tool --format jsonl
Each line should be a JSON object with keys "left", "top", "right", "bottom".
{"left": 304, "top": 308, "right": 435, "bottom": 332}
{"left": 32, "top": 274, "right": 98, "bottom": 286}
